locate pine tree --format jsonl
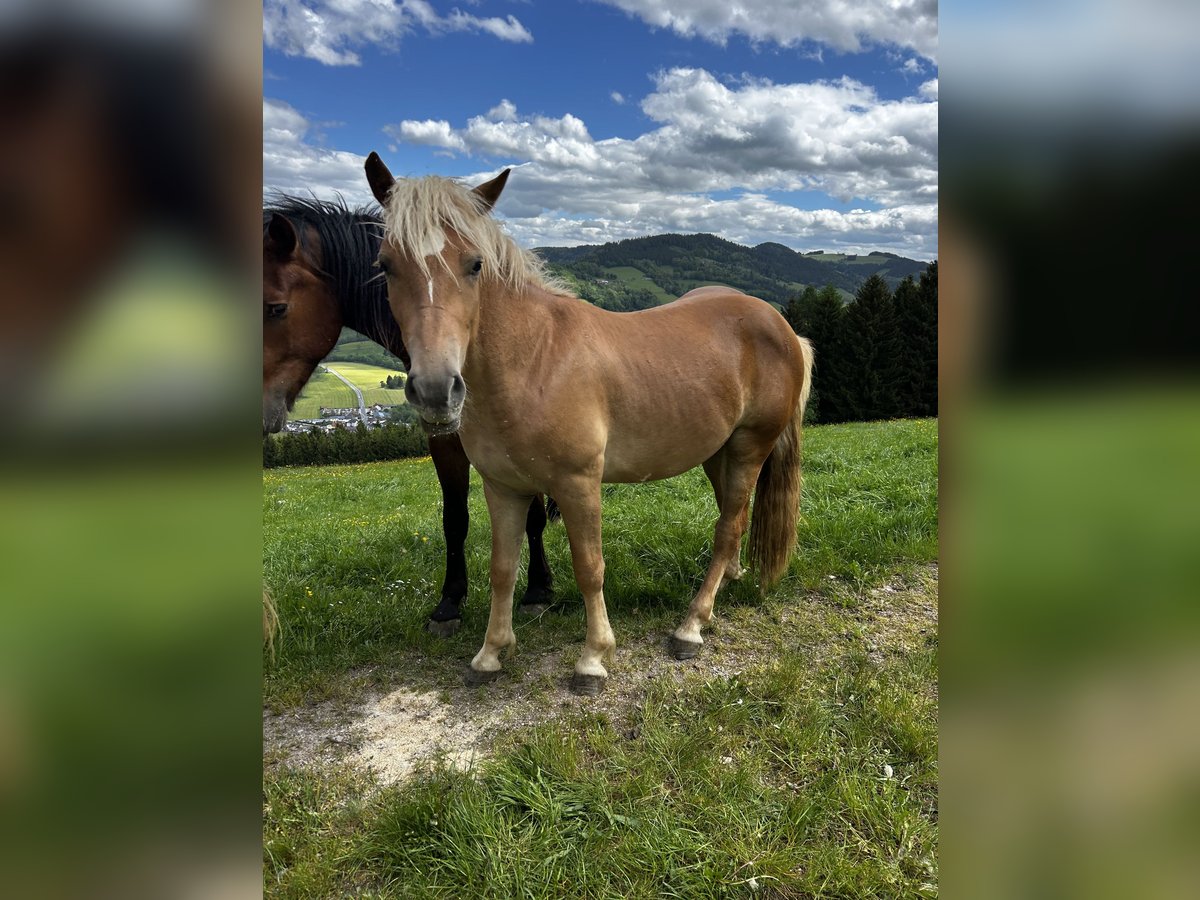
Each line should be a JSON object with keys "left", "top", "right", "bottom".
{"left": 784, "top": 285, "right": 819, "bottom": 334}
{"left": 916, "top": 262, "right": 938, "bottom": 416}
{"left": 787, "top": 283, "right": 848, "bottom": 423}
{"left": 840, "top": 274, "right": 901, "bottom": 421}
{"left": 892, "top": 265, "right": 938, "bottom": 418}
{"left": 891, "top": 276, "right": 923, "bottom": 417}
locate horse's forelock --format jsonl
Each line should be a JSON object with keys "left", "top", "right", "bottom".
{"left": 381, "top": 175, "right": 568, "bottom": 295}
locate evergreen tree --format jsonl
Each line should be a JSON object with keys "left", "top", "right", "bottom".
{"left": 891, "top": 276, "right": 923, "bottom": 417}
{"left": 890, "top": 264, "right": 938, "bottom": 418}
{"left": 840, "top": 274, "right": 901, "bottom": 421}
{"left": 786, "top": 283, "right": 848, "bottom": 423}
{"left": 330, "top": 426, "right": 352, "bottom": 464}
{"left": 783, "top": 285, "right": 819, "bottom": 334}
{"left": 916, "top": 262, "right": 938, "bottom": 416}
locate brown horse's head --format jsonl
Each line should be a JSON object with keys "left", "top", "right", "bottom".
{"left": 364, "top": 153, "right": 523, "bottom": 436}
{"left": 262, "top": 212, "right": 343, "bottom": 434}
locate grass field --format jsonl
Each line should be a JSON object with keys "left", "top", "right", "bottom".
{"left": 264, "top": 418, "right": 938, "bottom": 897}
{"left": 291, "top": 363, "right": 407, "bottom": 419}
{"left": 290, "top": 369, "right": 357, "bottom": 419}
{"left": 324, "top": 362, "right": 407, "bottom": 408}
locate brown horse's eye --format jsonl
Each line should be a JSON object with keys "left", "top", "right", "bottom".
{"left": 266, "top": 303, "right": 288, "bottom": 320}
{"left": 467, "top": 257, "right": 483, "bottom": 277}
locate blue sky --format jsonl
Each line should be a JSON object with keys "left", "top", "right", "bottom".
{"left": 264, "top": 1, "right": 938, "bottom": 259}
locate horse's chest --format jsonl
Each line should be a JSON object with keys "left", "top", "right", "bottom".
{"left": 458, "top": 422, "right": 548, "bottom": 489}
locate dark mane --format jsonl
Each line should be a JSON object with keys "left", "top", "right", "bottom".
{"left": 263, "top": 194, "right": 404, "bottom": 359}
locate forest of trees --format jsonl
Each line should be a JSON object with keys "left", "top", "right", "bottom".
{"left": 784, "top": 262, "right": 937, "bottom": 424}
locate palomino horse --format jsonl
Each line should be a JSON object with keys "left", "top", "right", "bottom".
{"left": 364, "top": 155, "right": 814, "bottom": 695}
{"left": 262, "top": 197, "right": 556, "bottom": 635}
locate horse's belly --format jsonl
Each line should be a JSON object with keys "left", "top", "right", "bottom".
{"left": 602, "top": 430, "right": 728, "bottom": 483}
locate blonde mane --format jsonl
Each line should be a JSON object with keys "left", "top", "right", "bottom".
{"left": 380, "top": 175, "right": 570, "bottom": 296}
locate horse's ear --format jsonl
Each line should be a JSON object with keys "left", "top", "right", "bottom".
{"left": 265, "top": 213, "right": 298, "bottom": 258}
{"left": 472, "top": 169, "right": 510, "bottom": 212}
{"left": 364, "top": 151, "right": 395, "bottom": 206}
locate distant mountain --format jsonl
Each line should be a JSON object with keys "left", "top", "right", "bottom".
{"left": 536, "top": 233, "right": 931, "bottom": 312}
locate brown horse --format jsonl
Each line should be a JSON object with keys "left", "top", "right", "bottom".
{"left": 263, "top": 197, "right": 555, "bottom": 635}
{"left": 364, "top": 155, "right": 814, "bottom": 695}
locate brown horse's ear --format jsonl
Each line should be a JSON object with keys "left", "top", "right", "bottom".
{"left": 265, "top": 213, "right": 298, "bottom": 258}
{"left": 364, "top": 151, "right": 396, "bottom": 205}
{"left": 472, "top": 168, "right": 510, "bottom": 212}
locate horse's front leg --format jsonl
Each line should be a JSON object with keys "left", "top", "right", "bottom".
{"left": 427, "top": 434, "right": 471, "bottom": 637}
{"left": 465, "top": 480, "right": 533, "bottom": 685}
{"left": 554, "top": 481, "right": 615, "bottom": 696}
{"left": 519, "top": 495, "right": 555, "bottom": 613}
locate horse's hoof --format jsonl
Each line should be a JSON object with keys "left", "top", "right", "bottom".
{"left": 570, "top": 673, "right": 606, "bottom": 696}
{"left": 670, "top": 636, "right": 703, "bottom": 660}
{"left": 464, "top": 667, "right": 501, "bottom": 687}
{"left": 427, "top": 617, "right": 461, "bottom": 638}
{"left": 519, "top": 602, "right": 551, "bottom": 616}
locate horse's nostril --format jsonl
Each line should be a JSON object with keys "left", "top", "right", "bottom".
{"left": 450, "top": 374, "right": 466, "bottom": 404}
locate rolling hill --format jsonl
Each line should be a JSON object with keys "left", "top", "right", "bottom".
{"left": 537, "top": 233, "right": 931, "bottom": 312}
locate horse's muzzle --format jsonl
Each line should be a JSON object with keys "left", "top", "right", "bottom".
{"left": 263, "top": 394, "right": 288, "bottom": 435}
{"left": 406, "top": 371, "right": 466, "bottom": 429}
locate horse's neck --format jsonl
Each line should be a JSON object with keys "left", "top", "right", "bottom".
{"left": 467, "top": 281, "right": 551, "bottom": 388}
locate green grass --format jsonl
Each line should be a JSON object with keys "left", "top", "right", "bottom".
{"left": 268, "top": 648, "right": 937, "bottom": 898}
{"left": 325, "top": 362, "right": 408, "bottom": 408}
{"left": 264, "top": 419, "right": 936, "bottom": 704}
{"left": 291, "top": 369, "right": 357, "bottom": 419}
{"left": 264, "top": 418, "right": 938, "bottom": 898}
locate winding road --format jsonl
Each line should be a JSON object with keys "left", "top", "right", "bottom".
{"left": 324, "top": 366, "right": 368, "bottom": 424}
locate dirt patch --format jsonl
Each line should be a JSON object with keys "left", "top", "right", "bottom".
{"left": 264, "top": 567, "right": 938, "bottom": 784}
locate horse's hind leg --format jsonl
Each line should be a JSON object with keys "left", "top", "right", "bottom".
{"left": 519, "top": 495, "right": 555, "bottom": 613}
{"left": 427, "top": 434, "right": 471, "bottom": 637}
{"left": 703, "top": 454, "right": 747, "bottom": 584}
{"left": 672, "top": 438, "right": 762, "bottom": 659}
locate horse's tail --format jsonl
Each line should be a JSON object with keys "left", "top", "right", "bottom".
{"left": 545, "top": 496, "right": 561, "bottom": 523}
{"left": 748, "top": 336, "right": 814, "bottom": 588}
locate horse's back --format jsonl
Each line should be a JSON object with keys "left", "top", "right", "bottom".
{"left": 675, "top": 284, "right": 746, "bottom": 301}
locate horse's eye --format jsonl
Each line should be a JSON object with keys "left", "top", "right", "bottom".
{"left": 468, "top": 257, "right": 483, "bottom": 276}
{"left": 266, "top": 303, "right": 288, "bottom": 320}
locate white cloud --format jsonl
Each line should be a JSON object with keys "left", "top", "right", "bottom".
{"left": 593, "top": 0, "right": 938, "bottom": 61}
{"left": 387, "top": 68, "right": 937, "bottom": 206}
{"left": 263, "top": 0, "right": 532, "bottom": 66}
{"left": 611, "top": 91, "right": 626, "bottom": 104}
{"left": 379, "top": 68, "right": 938, "bottom": 257}
{"left": 388, "top": 118, "right": 468, "bottom": 152}
{"left": 262, "top": 98, "right": 374, "bottom": 203}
